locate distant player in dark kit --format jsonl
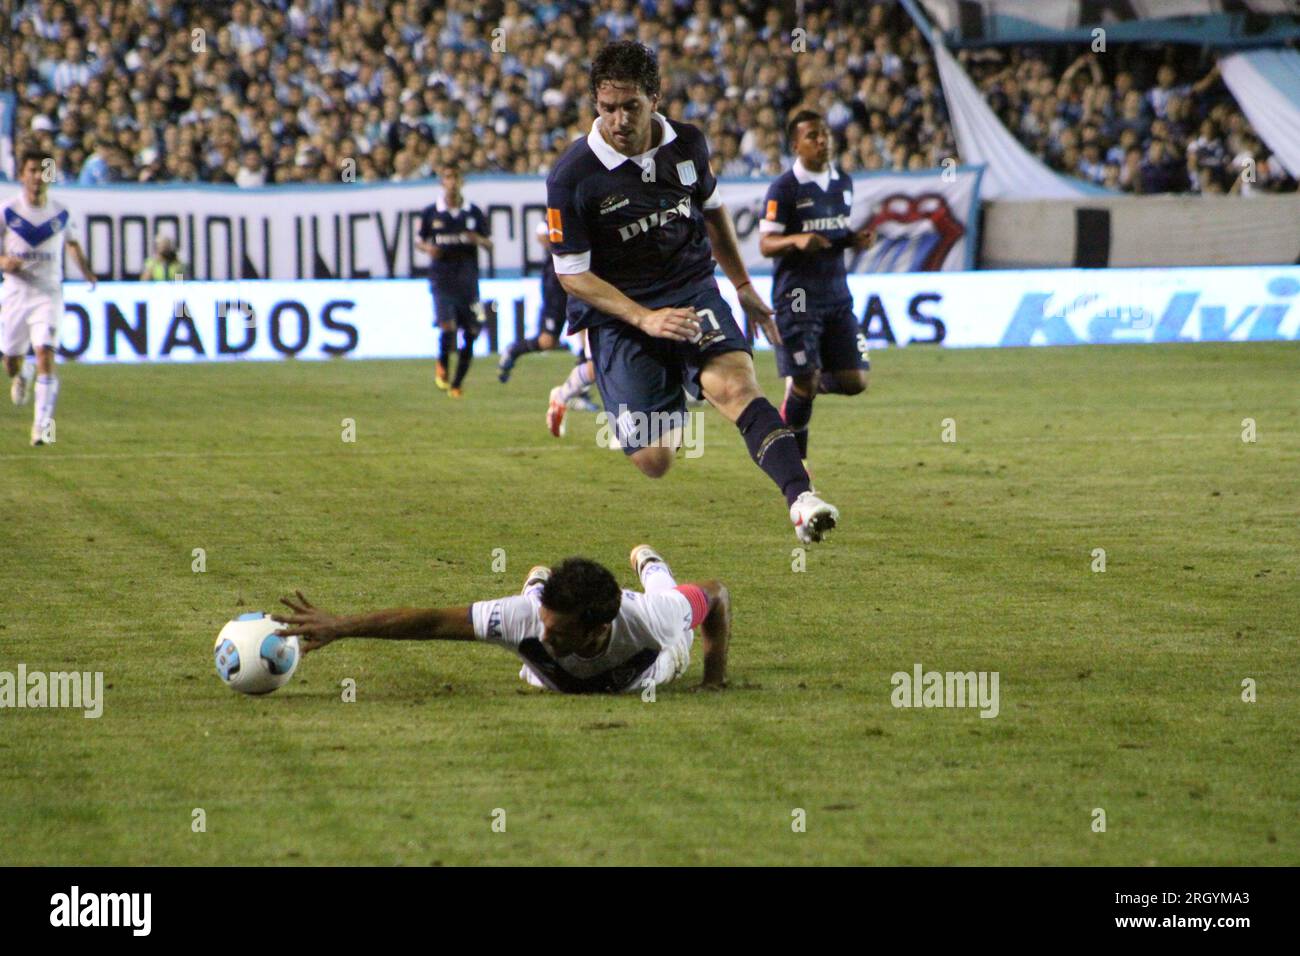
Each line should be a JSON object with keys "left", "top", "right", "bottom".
{"left": 546, "top": 41, "right": 840, "bottom": 543}
{"left": 417, "top": 165, "right": 492, "bottom": 398}
{"left": 497, "top": 221, "right": 571, "bottom": 383}
{"left": 760, "top": 110, "right": 874, "bottom": 467}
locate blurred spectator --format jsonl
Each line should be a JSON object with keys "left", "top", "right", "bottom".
{"left": 235, "top": 148, "right": 267, "bottom": 187}
{"left": 965, "top": 46, "right": 1294, "bottom": 194}
{"left": 78, "top": 137, "right": 112, "bottom": 184}
{"left": 140, "top": 232, "right": 187, "bottom": 281}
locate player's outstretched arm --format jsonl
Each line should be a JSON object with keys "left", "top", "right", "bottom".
{"left": 703, "top": 206, "right": 778, "bottom": 343}
{"left": 273, "top": 591, "right": 474, "bottom": 653}
{"left": 688, "top": 579, "right": 730, "bottom": 690}
{"left": 66, "top": 240, "right": 96, "bottom": 290}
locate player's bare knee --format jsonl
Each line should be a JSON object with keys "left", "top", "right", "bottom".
{"left": 539, "top": 333, "right": 556, "bottom": 350}
{"left": 707, "top": 377, "right": 761, "bottom": 418}
{"left": 840, "top": 370, "right": 867, "bottom": 395}
{"left": 632, "top": 448, "right": 673, "bottom": 478}
{"left": 791, "top": 372, "right": 818, "bottom": 398}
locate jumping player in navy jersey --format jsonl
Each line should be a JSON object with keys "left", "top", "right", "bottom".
{"left": 417, "top": 166, "right": 492, "bottom": 398}
{"left": 760, "top": 111, "right": 874, "bottom": 466}
{"left": 545, "top": 41, "right": 839, "bottom": 544}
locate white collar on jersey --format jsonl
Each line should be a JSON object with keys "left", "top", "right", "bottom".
{"left": 587, "top": 112, "right": 678, "bottom": 171}
{"left": 792, "top": 158, "right": 837, "bottom": 191}
{"left": 435, "top": 194, "right": 467, "bottom": 214}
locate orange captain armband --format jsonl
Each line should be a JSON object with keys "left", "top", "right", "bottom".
{"left": 546, "top": 207, "right": 564, "bottom": 243}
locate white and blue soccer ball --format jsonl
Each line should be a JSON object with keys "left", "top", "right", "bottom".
{"left": 213, "top": 612, "right": 300, "bottom": 696}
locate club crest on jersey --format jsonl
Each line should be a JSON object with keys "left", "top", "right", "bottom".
{"left": 676, "top": 160, "right": 697, "bottom": 187}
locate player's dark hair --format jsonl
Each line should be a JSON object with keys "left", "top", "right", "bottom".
{"left": 590, "top": 40, "right": 661, "bottom": 102}
{"left": 541, "top": 558, "right": 622, "bottom": 630}
{"left": 786, "top": 109, "right": 824, "bottom": 149}
{"left": 19, "top": 147, "right": 52, "bottom": 171}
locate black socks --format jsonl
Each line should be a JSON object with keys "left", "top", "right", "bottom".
{"left": 781, "top": 387, "right": 814, "bottom": 459}
{"left": 736, "top": 398, "right": 811, "bottom": 506}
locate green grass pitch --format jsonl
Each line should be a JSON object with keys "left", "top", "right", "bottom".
{"left": 0, "top": 341, "right": 1296, "bottom": 865}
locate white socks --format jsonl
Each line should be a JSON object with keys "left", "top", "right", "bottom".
{"left": 640, "top": 560, "right": 676, "bottom": 594}
{"left": 34, "top": 374, "right": 58, "bottom": 435}
{"left": 555, "top": 362, "right": 595, "bottom": 403}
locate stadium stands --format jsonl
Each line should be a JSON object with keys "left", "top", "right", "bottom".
{"left": 4, "top": 0, "right": 1295, "bottom": 195}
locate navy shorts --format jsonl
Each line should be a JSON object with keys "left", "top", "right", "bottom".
{"left": 433, "top": 295, "right": 482, "bottom": 335}
{"left": 773, "top": 303, "right": 870, "bottom": 378}
{"left": 588, "top": 284, "right": 750, "bottom": 455}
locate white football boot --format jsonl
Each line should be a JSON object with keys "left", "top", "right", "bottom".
{"left": 790, "top": 490, "right": 839, "bottom": 544}
{"left": 546, "top": 387, "right": 567, "bottom": 437}
{"left": 522, "top": 565, "right": 550, "bottom": 595}
{"left": 629, "top": 544, "right": 666, "bottom": 577}
{"left": 521, "top": 565, "right": 550, "bottom": 606}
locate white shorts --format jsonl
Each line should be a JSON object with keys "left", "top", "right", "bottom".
{"left": 1, "top": 294, "right": 62, "bottom": 357}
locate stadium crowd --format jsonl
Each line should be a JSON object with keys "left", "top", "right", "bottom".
{"left": 4, "top": 0, "right": 1295, "bottom": 195}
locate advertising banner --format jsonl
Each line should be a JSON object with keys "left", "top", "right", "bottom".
{"left": 43, "top": 167, "right": 983, "bottom": 281}
{"left": 49, "top": 266, "right": 1299, "bottom": 363}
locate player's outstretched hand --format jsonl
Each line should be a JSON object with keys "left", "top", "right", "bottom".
{"left": 273, "top": 590, "right": 345, "bottom": 653}
{"left": 638, "top": 306, "right": 701, "bottom": 341}
{"left": 850, "top": 226, "right": 875, "bottom": 251}
{"left": 737, "top": 284, "right": 780, "bottom": 346}
{"left": 0, "top": 255, "right": 26, "bottom": 274}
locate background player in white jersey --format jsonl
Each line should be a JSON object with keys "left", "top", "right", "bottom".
{"left": 274, "top": 545, "right": 729, "bottom": 693}
{"left": 1, "top": 148, "right": 96, "bottom": 446}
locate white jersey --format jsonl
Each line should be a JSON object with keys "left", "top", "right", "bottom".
{"left": 1, "top": 193, "right": 77, "bottom": 300}
{"left": 471, "top": 587, "right": 700, "bottom": 693}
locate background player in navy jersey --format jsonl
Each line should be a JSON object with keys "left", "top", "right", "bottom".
{"left": 760, "top": 111, "right": 875, "bottom": 466}
{"left": 546, "top": 41, "right": 839, "bottom": 544}
{"left": 497, "top": 221, "right": 571, "bottom": 383}
{"left": 417, "top": 165, "right": 492, "bottom": 398}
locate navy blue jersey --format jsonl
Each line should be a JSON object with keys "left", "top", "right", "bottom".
{"left": 545, "top": 116, "right": 721, "bottom": 331}
{"left": 761, "top": 163, "right": 855, "bottom": 312}
{"left": 419, "top": 199, "right": 487, "bottom": 303}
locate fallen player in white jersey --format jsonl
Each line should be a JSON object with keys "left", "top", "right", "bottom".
{"left": 273, "top": 545, "right": 729, "bottom": 693}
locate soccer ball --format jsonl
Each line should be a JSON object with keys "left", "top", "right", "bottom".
{"left": 213, "top": 612, "right": 300, "bottom": 696}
